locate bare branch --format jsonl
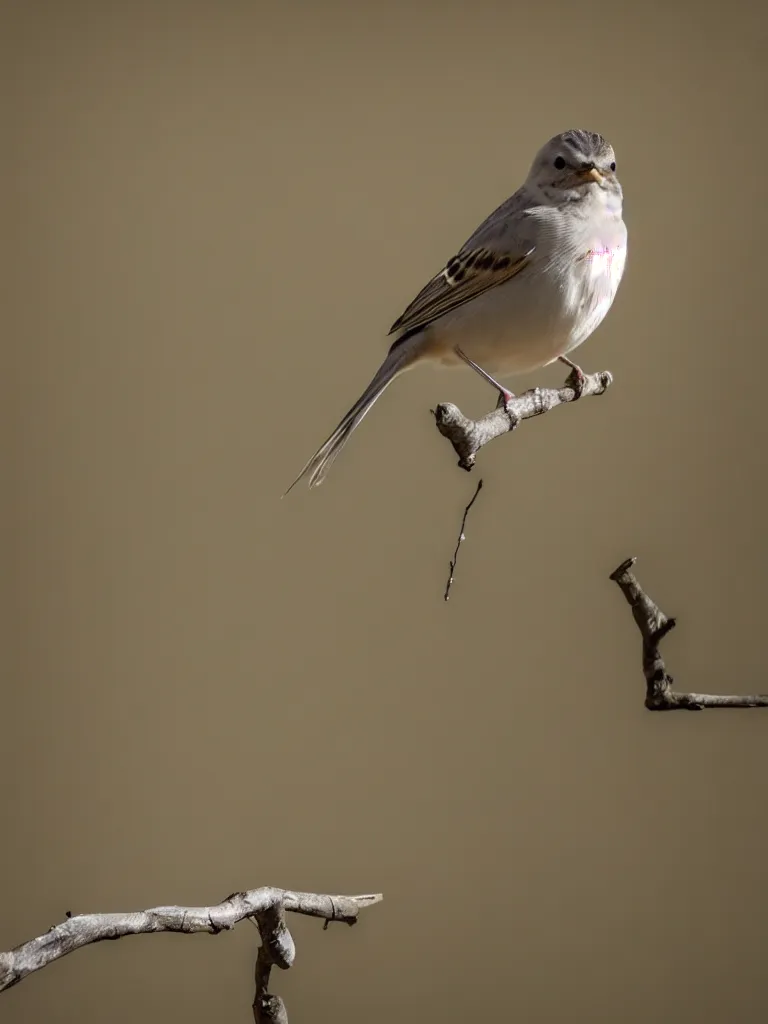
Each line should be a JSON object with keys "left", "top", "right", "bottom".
{"left": 0, "top": 886, "right": 382, "bottom": 1022}
{"left": 444, "top": 479, "right": 484, "bottom": 601}
{"left": 610, "top": 556, "right": 768, "bottom": 710}
{"left": 433, "top": 368, "right": 612, "bottom": 472}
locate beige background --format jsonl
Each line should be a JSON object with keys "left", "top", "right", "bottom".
{"left": 3, "top": 1, "right": 768, "bottom": 1021}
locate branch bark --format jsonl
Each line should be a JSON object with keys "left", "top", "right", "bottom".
{"left": 610, "top": 557, "right": 768, "bottom": 710}
{"left": 433, "top": 368, "right": 612, "bottom": 471}
{"left": 0, "top": 886, "right": 382, "bottom": 1022}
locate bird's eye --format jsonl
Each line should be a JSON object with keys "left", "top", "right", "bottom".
{"left": 610, "top": 161, "right": 616, "bottom": 172}
{"left": 553, "top": 156, "right": 566, "bottom": 170}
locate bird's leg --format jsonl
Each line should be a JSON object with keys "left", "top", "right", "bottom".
{"left": 455, "top": 347, "right": 516, "bottom": 412}
{"left": 558, "top": 355, "right": 586, "bottom": 398}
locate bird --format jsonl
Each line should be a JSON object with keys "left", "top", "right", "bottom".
{"left": 286, "top": 129, "right": 627, "bottom": 492}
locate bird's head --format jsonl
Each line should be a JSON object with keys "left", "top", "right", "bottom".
{"left": 526, "top": 129, "right": 622, "bottom": 206}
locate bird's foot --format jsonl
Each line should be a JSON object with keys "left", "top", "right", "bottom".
{"left": 455, "top": 348, "right": 516, "bottom": 413}
{"left": 559, "top": 356, "right": 587, "bottom": 399}
{"left": 495, "top": 391, "right": 516, "bottom": 413}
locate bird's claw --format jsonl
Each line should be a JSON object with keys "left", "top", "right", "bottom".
{"left": 559, "top": 356, "right": 586, "bottom": 399}
{"left": 495, "top": 389, "right": 517, "bottom": 414}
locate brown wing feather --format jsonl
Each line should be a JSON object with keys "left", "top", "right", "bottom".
{"left": 388, "top": 245, "right": 534, "bottom": 337}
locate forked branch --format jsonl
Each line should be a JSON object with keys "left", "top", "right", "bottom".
{"left": 434, "top": 368, "right": 612, "bottom": 471}
{"left": 610, "top": 557, "right": 768, "bottom": 710}
{"left": 0, "top": 886, "right": 382, "bottom": 1023}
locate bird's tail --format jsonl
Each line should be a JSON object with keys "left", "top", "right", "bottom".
{"left": 284, "top": 341, "right": 418, "bottom": 493}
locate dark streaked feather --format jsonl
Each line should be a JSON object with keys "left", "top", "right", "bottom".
{"left": 388, "top": 245, "right": 534, "bottom": 338}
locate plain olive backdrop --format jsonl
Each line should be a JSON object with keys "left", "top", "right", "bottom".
{"left": 4, "top": 1, "right": 768, "bottom": 1021}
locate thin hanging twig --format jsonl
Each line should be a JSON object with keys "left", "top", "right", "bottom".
{"left": 444, "top": 479, "right": 484, "bottom": 601}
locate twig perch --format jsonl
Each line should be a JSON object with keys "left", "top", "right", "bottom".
{"left": 0, "top": 886, "right": 382, "bottom": 1022}
{"left": 434, "top": 368, "right": 612, "bottom": 471}
{"left": 610, "top": 557, "right": 768, "bottom": 710}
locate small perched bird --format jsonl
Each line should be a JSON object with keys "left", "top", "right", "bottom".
{"left": 288, "top": 129, "right": 627, "bottom": 491}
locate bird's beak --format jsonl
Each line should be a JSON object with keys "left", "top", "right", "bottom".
{"left": 580, "top": 166, "right": 604, "bottom": 183}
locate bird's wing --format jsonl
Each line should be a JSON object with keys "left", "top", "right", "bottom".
{"left": 388, "top": 194, "right": 537, "bottom": 338}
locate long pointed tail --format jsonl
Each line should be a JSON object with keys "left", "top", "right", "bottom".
{"left": 285, "top": 343, "right": 418, "bottom": 493}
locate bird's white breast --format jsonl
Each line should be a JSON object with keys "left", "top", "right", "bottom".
{"left": 563, "top": 237, "right": 627, "bottom": 353}
{"left": 429, "top": 199, "right": 627, "bottom": 378}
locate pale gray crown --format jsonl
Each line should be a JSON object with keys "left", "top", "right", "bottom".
{"left": 558, "top": 129, "right": 614, "bottom": 165}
